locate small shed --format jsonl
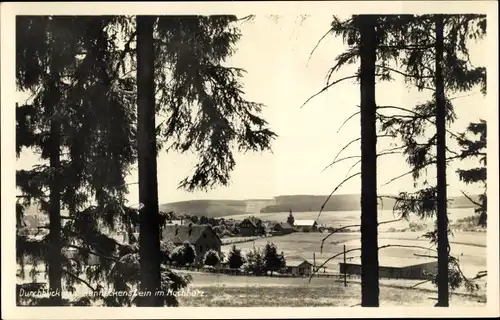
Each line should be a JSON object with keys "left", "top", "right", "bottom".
{"left": 283, "top": 259, "right": 313, "bottom": 276}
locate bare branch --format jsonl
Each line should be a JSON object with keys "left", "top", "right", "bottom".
{"left": 411, "top": 279, "right": 432, "bottom": 288}
{"left": 345, "top": 159, "right": 361, "bottom": 178}
{"left": 378, "top": 145, "right": 406, "bottom": 154}
{"left": 331, "top": 134, "right": 394, "bottom": 167}
{"left": 460, "top": 190, "right": 482, "bottom": 207}
{"left": 322, "top": 155, "right": 360, "bottom": 173}
{"left": 381, "top": 168, "right": 419, "bottom": 187}
{"left": 300, "top": 75, "right": 358, "bottom": 109}
{"left": 320, "top": 218, "right": 403, "bottom": 253}
{"left": 331, "top": 137, "right": 361, "bottom": 163}
{"left": 375, "top": 64, "right": 434, "bottom": 79}
{"left": 377, "top": 151, "right": 403, "bottom": 158}
{"left": 308, "top": 28, "right": 333, "bottom": 64}
{"left": 379, "top": 244, "right": 437, "bottom": 252}
{"left": 237, "top": 15, "right": 255, "bottom": 22}
{"left": 309, "top": 247, "right": 361, "bottom": 282}
{"left": 337, "top": 110, "right": 361, "bottom": 133}
{"left": 315, "top": 172, "right": 361, "bottom": 223}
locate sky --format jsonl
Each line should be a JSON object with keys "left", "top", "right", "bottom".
{"left": 15, "top": 15, "right": 489, "bottom": 205}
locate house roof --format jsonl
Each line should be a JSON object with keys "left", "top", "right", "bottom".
{"left": 286, "top": 259, "right": 313, "bottom": 267}
{"left": 274, "top": 222, "right": 295, "bottom": 230}
{"left": 241, "top": 217, "right": 259, "bottom": 228}
{"left": 162, "top": 224, "right": 221, "bottom": 244}
{"left": 294, "top": 220, "right": 317, "bottom": 227}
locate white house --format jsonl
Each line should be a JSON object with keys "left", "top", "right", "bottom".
{"left": 293, "top": 220, "right": 318, "bottom": 232}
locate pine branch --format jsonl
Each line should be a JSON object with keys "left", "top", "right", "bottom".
{"left": 114, "top": 30, "right": 137, "bottom": 79}
{"left": 377, "top": 105, "right": 462, "bottom": 140}
{"left": 65, "top": 244, "right": 119, "bottom": 263}
{"left": 378, "top": 43, "right": 435, "bottom": 50}
{"left": 63, "top": 269, "right": 99, "bottom": 293}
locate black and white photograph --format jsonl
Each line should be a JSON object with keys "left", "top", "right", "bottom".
{"left": 1, "top": 1, "right": 499, "bottom": 319}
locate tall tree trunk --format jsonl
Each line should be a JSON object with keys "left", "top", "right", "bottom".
{"left": 48, "top": 44, "right": 62, "bottom": 304}
{"left": 434, "top": 14, "right": 449, "bottom": 307}
{"left": 48, "top": 114, "right": 62, "bottom": 306}
{"left": 137, "top": 15, "right": 162, "bottom": 307}
{"left": 358, "top": 15, "right": 380, "bottom": 307}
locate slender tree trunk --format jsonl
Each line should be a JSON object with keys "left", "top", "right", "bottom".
{"left": 137, "top": 15, "right": 162, "bottom": 307}
{"left": 358, "top": 15, "right": 380, "bottom": 307}
{"left": 48, "top": 45, "right": 62, "bottom": 305}
{"left": 48, "top": 114, "right": 62, "bottom": 306}
{"left": 434, "top": 14, "right": 449, "bottom": 307}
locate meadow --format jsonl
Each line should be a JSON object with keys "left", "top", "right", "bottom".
{"left": 177, "top": 272, "right": 486, "bottom": 307}
{"left": 221, "top": 231, "right": 486, "bottom": 278}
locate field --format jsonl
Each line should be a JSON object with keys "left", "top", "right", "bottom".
{"left": 177, "top": 272, "right": 485, "bottom": 307}
{"left": 221, "top": 230, "right": 486, "bottom": 279}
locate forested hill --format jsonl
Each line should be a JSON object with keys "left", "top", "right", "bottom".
{"left": 159, "top": 199, "right": 276, "bottom": 218}
{"left": 158, "top": 194, "right": 480, "bottom": 217}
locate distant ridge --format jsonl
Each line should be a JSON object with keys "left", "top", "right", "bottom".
{"left": 159, "top": 194, "right": 481, "bottom": 217}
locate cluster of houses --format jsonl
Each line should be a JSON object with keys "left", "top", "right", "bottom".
{"left": 238, "top": 218, "right": 320, "bottom": 236}
{"left": 100, "top": 214, "right": 323, "bottom": 276}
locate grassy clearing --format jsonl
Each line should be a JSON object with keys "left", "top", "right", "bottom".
{"left": 177, "top": 273, "right": 486, "bottom": 307}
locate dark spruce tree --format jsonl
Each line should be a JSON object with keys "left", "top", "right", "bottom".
{"left": 303, "top": 14, "right": 485, "bottom": 306}
{"left": 123, "top": 15, "right": 278, "bottom": 306}
{"left": 306, "top": 14, "right": 408, "bottom": 307}
{"left": 15, "top": 16, "right": 192, "bottom": 307}
{"left": 376, "top": 14, "right": 486, "bottom": 305}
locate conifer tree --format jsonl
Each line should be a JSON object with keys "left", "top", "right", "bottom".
{"left": 377, "top": 14, "right": 486, "bottom": 306}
